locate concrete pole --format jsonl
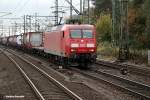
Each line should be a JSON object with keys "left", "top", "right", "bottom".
{"left": 70, "top": 0, "right": 72, "bottom": 20}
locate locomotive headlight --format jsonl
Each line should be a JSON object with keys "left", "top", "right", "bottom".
{"left": 89, "top": 49, "right": 94, "bottom": 52}
{"left": 71, "top": 49, "right": 76, "bottom": 52}
{"left": 71, "top": 43, "right": 79, "bottom": 48}
{"left": 87, "top": 43, "right": 95, "bottom": 47}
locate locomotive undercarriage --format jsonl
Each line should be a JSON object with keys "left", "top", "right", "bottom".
{"left": 15, "top": 47, "right": 96, "bottom": 69}
{"left": 44, "top": 52, "right": 96, "bottom": 68}
{"left": 69, "top": 53, "right": 96, "bottom": 68}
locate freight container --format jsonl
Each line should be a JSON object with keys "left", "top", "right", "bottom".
{"left": 2, "top": 37, "right": 8, "bottom": 45}
{"left": 16, "top": 35, "right": 22, "bottom": 46}
{"left": 23, "top": 32, "right": 43, "bottom": 49}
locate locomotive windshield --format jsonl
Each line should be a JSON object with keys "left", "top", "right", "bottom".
{"left": 83, "top": 30, "right": 93, "bottom": 38}
{"left": 70, "top": 29, "right": 93, "bottom": 38}
{"left": 70, "top": 30, "right": 82, "bottom": 38}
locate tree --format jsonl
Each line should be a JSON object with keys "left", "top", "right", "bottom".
{"left": 94, "top": 0, "right": 112, "bottom": 16}
{"left": 143, "top": 0, "right": 150, "bottom": 48}
{"left": 132, "top": 0, "right": 144, "bottom": 8}
{"left": 95, "top": 0, "right": 112, "bottom": 10}
{"left": 128, "top": 0, "right": 148, "bottom": 49}
{"left": 144, "top": 0, "right": 150, "bottom": 35}
{"left": 96, "top": 14, "right": 112, "bottom": 45}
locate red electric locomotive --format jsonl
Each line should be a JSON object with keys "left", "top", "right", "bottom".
{"left": 44, "top": 24, "right": 97, "bottom": 67}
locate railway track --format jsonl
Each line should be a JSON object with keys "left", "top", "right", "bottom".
{"left": 70, "top": 67, "right": 150, "bottom": 100}
{"left": 96, "top": 59, "right": 150, "bottom": 76}
{"left": 2, "top": 48, "right": 83, "bottom": 100}
{"left": 2, "top": 46, "right": 150, "bottom": 100}
{"left": 4, "top": 47, "right": 105, "bottom": 100}
{"left": 0, "top": 48, "right": 37, "bottom": 100}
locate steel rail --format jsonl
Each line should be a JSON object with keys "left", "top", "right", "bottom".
{"left": 95, "top": 70, "right": 150, "bottom": 99}
{"left": 96, "top": 59, "right": 150, "bottom": 76}
{"left": 71, "top": 67, "right": 150, "bottom": 100}
{"left": 1, "top": 49, "right": 45, "bottom": 100}
{"left": 7, "top": 49, "right": 83, "bottom": 100}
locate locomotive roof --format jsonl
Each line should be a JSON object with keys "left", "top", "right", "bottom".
{"left": 63, "top": 24, "right": 94, "bottom": 29}
{"left": 46, "top": 24, "right": 94, "bottom": 32}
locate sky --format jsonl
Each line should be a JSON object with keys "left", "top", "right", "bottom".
{"left": 0, "top": 0, "right": 80, "bottom": 24}
{"left": 0, "top": 0, "right": 81, "bottom": 35}
{"left": 0, "top": 0, "right": 95, "bottom": 36}
{"left": 0, "top": 0, "right": 80, "bottom": 16}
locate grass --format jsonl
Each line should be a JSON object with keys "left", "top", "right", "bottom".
{"left": 97, "top": 42, "right": 149, "bottom": 65}
{"left": 97, "top": 42, "right": 118, "bottom": 61}
{"left": 129, "top": 49, "right": 148, "bottom": 64}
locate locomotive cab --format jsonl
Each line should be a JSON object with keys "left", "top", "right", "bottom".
{"left": 69, "top": 29, "right": 96, "bottom": 53}
{"left": 66, "top": 25, "right": 97, "bottom": 67}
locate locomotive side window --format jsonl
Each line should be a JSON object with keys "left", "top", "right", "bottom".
{"left": 83, "top": 30, "right": 93, "bottom": 38}
{"left": 70, "top": 30, "right": 82, "bottom": 38}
